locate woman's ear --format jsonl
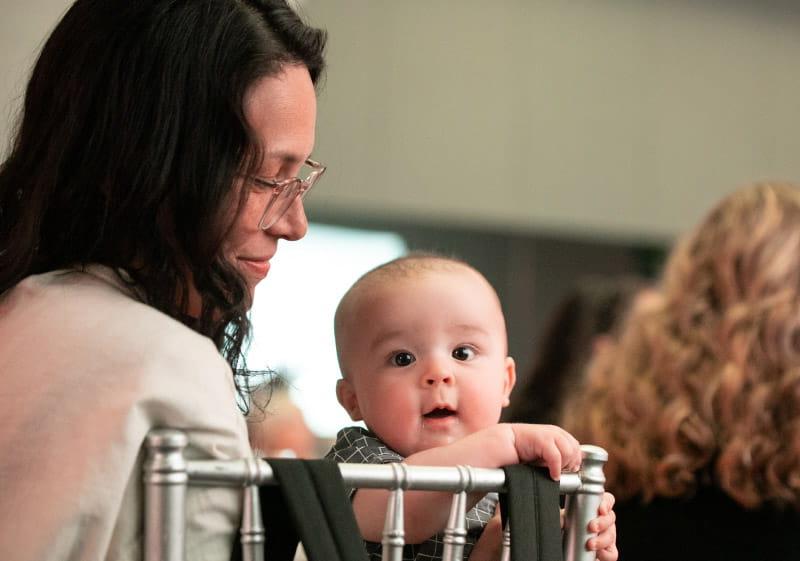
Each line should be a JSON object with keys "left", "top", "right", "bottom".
{"left": 336, "top": 378, "right": 363, "bottom": 421}
{"left": 502, "top": 356, "right": 517, "bottom": 407}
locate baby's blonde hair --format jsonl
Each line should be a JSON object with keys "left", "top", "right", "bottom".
{"left": 334, "top": 252, "right": 504, "bottom": 378}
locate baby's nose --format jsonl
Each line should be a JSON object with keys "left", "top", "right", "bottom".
{"left": 423, "top": 368, "right": 454, "bottom": 386}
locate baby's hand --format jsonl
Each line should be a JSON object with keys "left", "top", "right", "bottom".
{"left": 587, "top": 492, "right": 618, "bottom": 561}
{"left": 507, "top": 423, "right": 582, "bottom": 480}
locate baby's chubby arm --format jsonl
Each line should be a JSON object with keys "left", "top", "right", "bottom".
{"left": 352, "top": 423, "right": 582, "bottom": 543}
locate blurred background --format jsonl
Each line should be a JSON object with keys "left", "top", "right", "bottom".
{"left": 3, "top": 0, "right": 800, "bottom": 439}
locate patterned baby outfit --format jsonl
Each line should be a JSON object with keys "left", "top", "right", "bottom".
{"left": 326, "top": 426, "right": 498, "bottom": 561}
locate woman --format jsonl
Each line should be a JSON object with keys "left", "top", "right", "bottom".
{"left": 0, "top": 1, "right": 326, "bottom": 559}
{"left": 564, "top": 183, "right": 800, "bottom": 560}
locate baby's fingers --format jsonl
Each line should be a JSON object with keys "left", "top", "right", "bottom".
{"left": 559, "top": 430, "right": 582, "bottom": 472}
{"left": 539, "top": 430, "right": 581, "bottom": 479}
{"left": 587, "top": 493, "right": 617, "bottom": 560}
{"left": 586, "top": 522, "right": 616, "bottom": 556}
{"left": 596, "top": 543, "right": 618, "bottom": 561}
{"left": 510, "top": 423, "right": 582, "bottom": 477}
{"left": 586, "top": 526, "right": 619, "bottom": 561}
{"left": 588, "top": 507, "right": 616, "bottom": 535}
{"left": 596, "top": 492, "right": 616, "bottom": 517}
{"left": 539, "top": 440, "right": 564, "bottom": 480}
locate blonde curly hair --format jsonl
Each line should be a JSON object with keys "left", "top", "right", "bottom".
{"left": 563, "top": 183, "right": 800, "bottom": 508}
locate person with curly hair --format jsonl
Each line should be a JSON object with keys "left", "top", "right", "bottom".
{"left": 563, "top": 183, "right": 800, "bottom": 560}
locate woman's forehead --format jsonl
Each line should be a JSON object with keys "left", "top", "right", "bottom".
{"left": 244, "top": 65, "right": 317, "bottom": 164}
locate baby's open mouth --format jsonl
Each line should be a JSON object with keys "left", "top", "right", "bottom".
{"left": 423, "top": 407, "right": 456, "bottom": 419}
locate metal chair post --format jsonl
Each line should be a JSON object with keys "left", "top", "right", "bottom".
{"left": 143, "top": 429, "right": 189, "bottom": 561}
{"left": 241, "top": 484, "right": 265, "bottom": 561}
{"left": 381, "top": 462, "right": 407, "bottom": 561}
{"left": 563, "top": 445, "right": 609, "bottom": 561}
{"left": 441, "top": 465, "right": 472, "bottom": 561}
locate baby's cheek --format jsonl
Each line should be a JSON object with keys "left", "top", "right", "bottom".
{"left": 370, "top": 405, "right": 418, "bottom": 451}
{"left": 467, "top": 400, "right": 505, "bottom": 430}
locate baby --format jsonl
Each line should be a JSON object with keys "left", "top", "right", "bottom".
{"left": 327, "top": 253, "right": 617, "bottom": 561}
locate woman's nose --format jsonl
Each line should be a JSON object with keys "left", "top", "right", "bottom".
{"left": 266, "top": 198, "right": 308, "bottom": 241}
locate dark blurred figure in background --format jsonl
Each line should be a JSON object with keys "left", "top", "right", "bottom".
{"left": 563, "top": 183, "right": 800, "bottom": 560}
{"left": 506, "top": 276, "right": 654, "bottom": 425}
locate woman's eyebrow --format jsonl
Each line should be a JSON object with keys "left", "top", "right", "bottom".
{"left": 265, "top": 150, "right": 306, "bottom": 166}
{"left": 254, "top": 152, "right": 305, "bottom": 178}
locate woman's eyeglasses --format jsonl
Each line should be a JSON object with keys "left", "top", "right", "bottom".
{"left": 246, "top": 158, "right": 326, "bottom": 230}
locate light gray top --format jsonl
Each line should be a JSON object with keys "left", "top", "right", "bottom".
{"left": 0, "top": 266, "right": 251, "bottom": 561}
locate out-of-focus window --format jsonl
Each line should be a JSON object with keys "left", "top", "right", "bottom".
{"left": 246, "top": 222, "right": 407, "bottom": 438}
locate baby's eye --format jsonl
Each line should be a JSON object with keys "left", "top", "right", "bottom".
{"left": 391, "top": 352, "right": 416, "bottom": 367}
{"left": 452, "top": 346, "right": 476, "bottom": 361}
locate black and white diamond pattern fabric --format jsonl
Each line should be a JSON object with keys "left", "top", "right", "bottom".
{"left": 326, "top": 426, "right": 497, "bottom": 561}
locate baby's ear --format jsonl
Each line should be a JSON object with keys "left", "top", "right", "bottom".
{"left": 502, "top": 356, "right": 517, "bottom": 407}
{"left": 336, "top": 378, "right": 363, "bottom": 421}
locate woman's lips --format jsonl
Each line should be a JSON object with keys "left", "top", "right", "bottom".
{"left": 238, "top": 258, "right": 271, "bottom": 280}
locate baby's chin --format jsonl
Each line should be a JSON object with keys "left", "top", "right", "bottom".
{"left": 402, "top": 433, "right": 461, "bottom": 456}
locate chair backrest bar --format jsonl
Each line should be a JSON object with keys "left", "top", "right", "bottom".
{"left": 143, "top": 429, "right": 608, "bottom": 561}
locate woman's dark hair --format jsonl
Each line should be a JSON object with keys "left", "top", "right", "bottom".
{"left": 0, "top": 0, "right": 326, "bottom": 409}
{"left": 506, "top": 276, "right": 647, "bottom": 424}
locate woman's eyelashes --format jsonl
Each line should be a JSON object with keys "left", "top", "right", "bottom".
{"left": 253, "top": 162, "right": 298, "bottom": 186}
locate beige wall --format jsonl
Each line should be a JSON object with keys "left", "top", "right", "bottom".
{"left": 4, "top": 0, "right": 800, "bottom": 242}
{"left": 0, "top": 0, "right": 69, "bottom": 151}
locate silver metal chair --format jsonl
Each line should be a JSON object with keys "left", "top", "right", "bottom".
{"left": 144, "top": 429, "right": 607, "bottom": 561}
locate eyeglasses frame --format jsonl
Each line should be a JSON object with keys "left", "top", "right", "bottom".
{"left": 246, "top": 158, "right": 326, "bottom": 230}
